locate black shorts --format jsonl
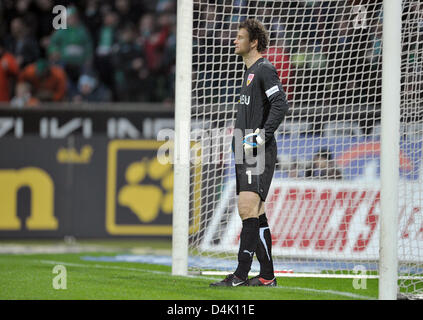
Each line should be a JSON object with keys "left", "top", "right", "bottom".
{"left": 235, "top": 142, "right": 277, "bottom": 202}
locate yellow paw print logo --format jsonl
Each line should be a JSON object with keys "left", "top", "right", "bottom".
{"left": 118, "top": 156, "right": 173, "bottom": 223}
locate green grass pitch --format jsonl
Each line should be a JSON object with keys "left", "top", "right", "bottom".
{"left": 0, "top": 240, "right": 378, "bottom": 300}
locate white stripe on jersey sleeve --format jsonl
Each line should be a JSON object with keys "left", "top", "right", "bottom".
{"left": 265, "top": 85, "right": 279, "bottom": 98}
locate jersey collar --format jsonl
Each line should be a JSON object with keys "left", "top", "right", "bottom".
{"left": 245, "top": 57, "right": 265, "bottom": 71}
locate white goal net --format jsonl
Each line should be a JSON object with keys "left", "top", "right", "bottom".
{"left": 184, "top": 0, "right": 423, "bottom": 298}
{"left": 397, "top": 0, "right": 423, "bottom": 299}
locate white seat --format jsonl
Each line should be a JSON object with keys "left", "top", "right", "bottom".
{"left": 405, "top": 122, "right": 423, "bottom": 142}
{"left": 278, "top": 120, "right": 311, "bottom": 136}
{"left": 372, "top": 123, "right": 406, "bottom": 140}
{"left": 322, "top": 121, "right": 362, "bottom": 138}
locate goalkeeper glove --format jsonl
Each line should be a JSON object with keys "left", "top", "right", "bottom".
{"left": 243, "top": 128, "right": 265, "bottom": 156}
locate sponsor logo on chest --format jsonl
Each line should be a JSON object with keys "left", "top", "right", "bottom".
{"left": 240, "top": 94, "right": 250, "bottom": 105}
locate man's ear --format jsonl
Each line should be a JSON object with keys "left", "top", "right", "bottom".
{"left": 250, "top": 38, "right": 258, "bottom": 50}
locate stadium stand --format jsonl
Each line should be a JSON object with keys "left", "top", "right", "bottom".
{"left": 0, "top": 0, "right": 176, "bottom": 104}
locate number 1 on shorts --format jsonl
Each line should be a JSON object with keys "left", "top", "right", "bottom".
{"left": 246, "top": 170, "right": 252, "bottom": 184}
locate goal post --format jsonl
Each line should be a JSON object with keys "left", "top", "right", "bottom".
{"left": 172, "top": 0, "right": 193, "bottom": 276}
{"left": 173, "top": 0, "right": 423, "bottom": 299}
{"left": 379, "top": 0, "right": 401, "bottom": 300}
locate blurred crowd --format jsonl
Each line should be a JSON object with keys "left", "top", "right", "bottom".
{"left": 0, "top": 0, "right": 176, "bottom": 107}
{"left": 278, "top": 0, "right": 386, "bottom": 107}
{"left": 1, "top": 0, "right": 421, "bottom": 109}
{"left": 192, "top": 0, "right": 387, "bottom": 107}
{"left": 193, "top": 0, "right": 423, "bottom": 108}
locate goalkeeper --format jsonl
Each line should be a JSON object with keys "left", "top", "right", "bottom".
{"left": 210, "top": 19, "right": 289, "bottom": 287}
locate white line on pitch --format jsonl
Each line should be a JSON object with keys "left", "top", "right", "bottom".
{"left": 37, "top": 259, "right": 217, "bottom": 280}
{"left": 37, "top": 259, "right": 374, "bottom": 299}
{"left": 273, "top": 285, "right": 375, "bottom": 300}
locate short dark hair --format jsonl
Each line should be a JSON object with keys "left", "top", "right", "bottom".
{"left": 238, "top": 18, "right": 269, "bottom": 52}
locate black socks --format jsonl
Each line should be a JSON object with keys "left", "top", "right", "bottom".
{"left": 234, "top": 217, "right": 259, "bottom": 280}
{"left": 256, "top": 213, "right": 275, "bottom": 280}
{"left": 234, "top": 214, "right": 275, "bottom": 280}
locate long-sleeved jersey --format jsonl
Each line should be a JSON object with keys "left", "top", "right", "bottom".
{"left": 233, "top": 57, "right": 289, "bottom": 148}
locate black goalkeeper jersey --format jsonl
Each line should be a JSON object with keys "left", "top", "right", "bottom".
{"left": 233, "top": 57, "right": 289, "bottom": 147}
